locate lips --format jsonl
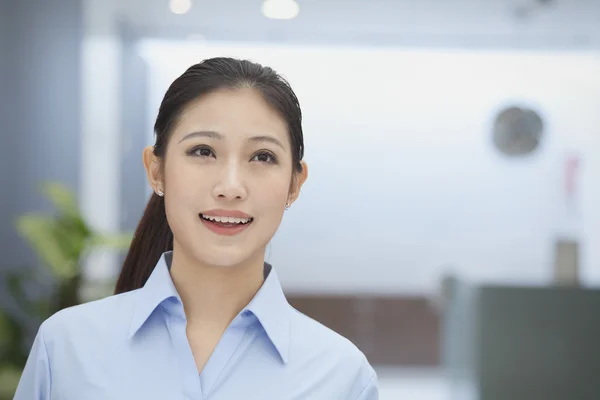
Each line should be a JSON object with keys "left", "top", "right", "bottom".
{"left": 199, "top": 210, "right": 254, "bottom": 236}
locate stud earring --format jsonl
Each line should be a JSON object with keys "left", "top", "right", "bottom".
{"left": 156, "top": 189, "right": 164, "bottom": 197}
{"left": 285, "top": 201, "right": 291, "bottom": 210}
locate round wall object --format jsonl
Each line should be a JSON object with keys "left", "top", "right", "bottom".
{"left": 492, "top": 106, "right": 544, "bottom": 157}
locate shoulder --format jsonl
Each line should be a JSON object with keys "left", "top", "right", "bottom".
{"left": 287, "top": 305, "right": 377, "bottom": 398}
{"left": 40, "top": 290, "right": 140, "bottom": 349}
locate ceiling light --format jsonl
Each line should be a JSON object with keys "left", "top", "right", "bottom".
{"left": 169, "top": 0, "right": 192, "bottom": 15}
{"left": 261, "top": 0, "right": 299, "bottom": 20}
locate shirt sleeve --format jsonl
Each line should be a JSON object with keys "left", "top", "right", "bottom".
{"left": 13, "top": 323, "right": 52, "bottom": 400}
{"left": 356, "top": 371, "right": 379, "bottom": 400}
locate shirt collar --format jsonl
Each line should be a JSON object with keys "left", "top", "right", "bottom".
{"left": 243, "top": 261, "right": 291, "bottom": 364}
{"left": 128, "top": 251, "right": 291, "bottom": 364}
{"left": 128, "top": 252, "right": 181, "bottom": 339}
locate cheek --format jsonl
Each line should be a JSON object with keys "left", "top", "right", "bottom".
{"left": 261, "top": 173, "right": 291, "bottom": 202}
{"left": 162, "top": 160, "right": 206, "bottom": 231}
{"left": 164, "top": 158, "right": 206, "bottom": 202}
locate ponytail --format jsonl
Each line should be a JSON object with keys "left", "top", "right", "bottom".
{"left": 114, "top": 193, "right": 173, "bottom": 294}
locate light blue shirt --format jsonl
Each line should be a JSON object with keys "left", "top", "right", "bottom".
{"left": 14, "top": 252, "right": 378, "bottom": 399}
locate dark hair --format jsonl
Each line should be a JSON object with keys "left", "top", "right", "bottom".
{"left": 114, "top": 57, "right": 305, "bottom": 294}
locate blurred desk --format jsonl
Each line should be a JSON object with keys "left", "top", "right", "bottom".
{"left": 444, "top": 283, "right": 600, "bottom": 400}
{"left": 287, "top": 294, "right": 440, "bottom": 366}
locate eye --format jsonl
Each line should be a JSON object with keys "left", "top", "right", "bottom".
{"left": 251, "top": 151, "right": 277, "bottom": 164}
{"left": 188, "top": 145, "right": 215, "bottom": 158}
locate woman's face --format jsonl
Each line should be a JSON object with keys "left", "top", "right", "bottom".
{"left": 144, "top": 88, "right": 307, "bottom": 269}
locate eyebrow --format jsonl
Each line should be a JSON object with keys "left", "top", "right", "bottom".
{"left": 179, "top": 130, "right": 286, "bottom": 150}
{"left": 178, "top": 130, "right": 222, "bottom": 142}
{"left": 249, "top": 135, "right": 285, "bottom": 150}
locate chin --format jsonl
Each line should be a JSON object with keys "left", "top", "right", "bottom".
{"left": 175, "top": 221, "right": 273, "bottom": 269}
{"left": 192, "top": 246, "right": 255, "bottom": 269}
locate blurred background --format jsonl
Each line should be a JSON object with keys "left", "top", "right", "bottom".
{"left": 2, "top": 0, "right": 600, "bottom": 398}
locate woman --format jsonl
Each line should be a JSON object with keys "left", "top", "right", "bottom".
{"left": 15, "top": 57, "right": 378, "bottom": 399}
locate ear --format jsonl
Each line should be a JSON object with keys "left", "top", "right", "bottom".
{"left": 287, "top": 161, "right": 308, "bottom": 206}
{"left": 142, "top": 146, "right": 164, "bottom": 195}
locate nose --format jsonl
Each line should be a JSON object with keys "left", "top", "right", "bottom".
{"left": 212, "top": 160, "right": 248, "bottom": 201}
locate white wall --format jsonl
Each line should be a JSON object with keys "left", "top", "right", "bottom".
{"left": 139, "top": 41, "right": 600, "bottom": 295}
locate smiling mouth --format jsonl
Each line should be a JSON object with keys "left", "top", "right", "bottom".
{"left": 199, "top": 214, "right": 254, "bottom": 226}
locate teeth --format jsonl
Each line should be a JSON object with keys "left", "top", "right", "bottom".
{"left": 201, "top": 214, "right": 252, "bottom": 224}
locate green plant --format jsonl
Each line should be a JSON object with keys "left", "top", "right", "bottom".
{"left": 0, "top": 182, "right": 132, "bottom": 398}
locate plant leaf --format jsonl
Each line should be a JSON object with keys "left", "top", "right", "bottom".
{"left": 5, "top": 270, "right": 30, "bottom": 311}
{"left": 0, "top": 310, "right": 27, "bottom": 372}
{"left": 0, "top": 364, "right": 23, "bottom": 399}
{"left": 54, "top": 215, "right": 90, "bottom": 264}
{"left": 88, "top": 233, "right": 133, "bottom": 250}
{"left": 15, "top": 214, "right": 78, "bottom": 280}
{"left": 39, "top": 182, "right": 80, "bottom": 220}
{"left": 0, "top": 311, "right": 12, "bottom": 351}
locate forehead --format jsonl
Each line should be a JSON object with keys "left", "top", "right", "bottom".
{"left": 172, "top": 87, "right": 289, "bottom": 145}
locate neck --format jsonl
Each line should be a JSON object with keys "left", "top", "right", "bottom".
{"left": 169, "top": 246, "right": 266, "bottom": 327}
